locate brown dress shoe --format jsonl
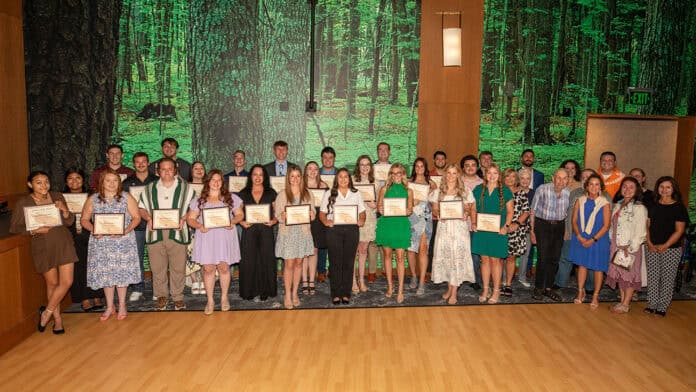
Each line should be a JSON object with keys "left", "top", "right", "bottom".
{"left": 367, "top": 273, "right": 376, "bottom": 283}
{"left": 317, "top": 273, "right": 326, "bottom": 283}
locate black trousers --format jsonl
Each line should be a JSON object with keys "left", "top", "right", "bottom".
{"left": 534, "top": 218, "right": 565, "bottom": 290}
{"left": 327, "top": 225, "right": 359, "bottom": 298}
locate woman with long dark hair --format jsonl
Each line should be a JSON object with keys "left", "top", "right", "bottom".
{"left": 352, "top": 155, "right": 378, "bottom": 292}
{"left": 406, "top": 157, "right": 436, "bottom": 295}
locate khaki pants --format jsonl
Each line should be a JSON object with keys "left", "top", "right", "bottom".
{"left": 367, "top": 241, "right": 378, "bottom": 274}
{"left": 147, "top": 239, "right": 187, "bottom": 301}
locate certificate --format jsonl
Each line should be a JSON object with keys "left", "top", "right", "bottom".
{"left": 430, "top": 175, "right": 443, "bottom": 188}
{"left": 355, "top": 184, "right": 376, "bottom": 202}
{"left": 333, "top": 205, "right": 358, "bottom": 225}
{"left": 285, "top": 204, "right": 311, "bottom": 225}
{"left": 309, "top": 188, "right": 327, "bottom": 207}
{"left": 270, "top": 176, "right": 286, "bottom": 193}
{"left": 128, "top": 186, "right": 145, "bottom": 202}
{"left": 119, "top": 174, "right": 128, "bottom": 182}
{"left": 373, "top": 164, "right": 390, "bottom": 182}
{"left": 202, "top": 207, "right": 231, "bottom": 229}
{"left": 322, "top": 174, "right": 335, "bottom": 189}
{"left": 409, "top": 182, "right": 430, "bottom": 201}
{"left": 383, "top": 198, "right": 408, "bottom": 217}
{"left": 477, "top": 213, "right": 501, "bottom": 232}
{"left": 93, "top": 213, "right": 125, "bottom": 235}
{"left": 245, "top": 204, "right": 271, "bottom": 224}
{"left": 62, "top": 193, "right": 88, "bottom": 214}
{"left": 189, "top": 183, "right": 204, "bottom": 196}
{"left": 23, "top": 205, "right": 63, "bottom": 232}
{"left": 152, "top": 209, "right": 181, "bottom": 230}
{"left": 439, "top": 200, "right": 464, "bottom": 220}
{"left": 228, "top": 176, "right": 247, "bottom": 193}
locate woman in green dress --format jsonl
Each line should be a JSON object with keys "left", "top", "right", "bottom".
{"left": 471, "top": 164, "right": 514, "bottom": 305}
{"left": 376, "top": 163, "right": 413, "bottom": 304}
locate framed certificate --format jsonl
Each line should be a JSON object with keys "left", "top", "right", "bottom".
{"left": 355, "top": 184, "right": 376, "bottom": 202}
{"left": 270, "top": 176, "right": 286, "bottom": 193}
{"left": 409, "top": 182, "right": 430, "bottom": 201}
{"left": 63, "top": 193, "right": 88, "bottom": 214}
{"left": 119, "top": 174, "right": 128, "bottom": 182}
{"left": 285, "top": 204, "right": 311, "bottom": 225}
{"left": 383, "top": 198, "right": 408, "bottom": 217}
{"left": 152, "top": 209, "right": 181, "bottom": 230}
{"left": 23, "top": 205, "right": 63, "bottom": 232}
{"left": 373, "top": 164, "right": 389, "bottom": 182}
{"left": 93, "top": 213, "right": 125, "bottom": 235}
{"left": 309, "top": 188, "right": 327, "bottom": 208}
{"left": 128, "top": 186, "right": 146, "bottom": 202}
{"left": 322, "top": 174, "right": 335, "bottom": 189}
{"left": 189, "top": 183, "right": 204, "bottom": 196}
{"left": 245, "top": 204, "right": 271, "bottom": 224}
{"left": 228, "top": 176, "right": 247, "bottom": 193}
{"left": 477, "top": 213, "right": 502, "bottom": 232}
{"left": 202, "top": 206, "right": 231, "bottom": 229}
{"left": 333, "top": 205, "right": 358, "bottom": 225}
{"left": 439, "top": 200, "right": 464, "bottom": 220}
{"left": 430, "top": 175, "right": 443, "bottom": 188}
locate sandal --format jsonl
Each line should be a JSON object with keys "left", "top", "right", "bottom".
{"left": 301, "top": 280, "right": 309, "bottom": 295}
{"left": 590, "top": 296, "right": 600, "bottom": 310}
{"left": 574, "top": 288, "right": 585, "bottom": 304}
{"left": 359, "top": 279, "right": 368, "bottom": 293}
{"left": 478, "top": 286, "right": 490, "bottom": 303}
{"left": 488, "top": 289, "right": 501, "bottom": 304}
{"left": 386, "top": 284, "right": 393, "bottom": 298}
{"left": 100, "top": 307, "right": 115, "bottom": 321}
{"left": 308, "top": 282, "right": 316, "bottom": 295}
{"left": 396, "top": 293, "right": 404, "bottom": 304}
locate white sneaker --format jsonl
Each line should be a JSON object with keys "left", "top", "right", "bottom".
{"left": 129, "top": 291, "right": 143, "bottom": 302}
{"left": 198, "top": 284, "right": 207, "bottom": 295}
{"left": 191, "top": 282, "right": 200, "bottom": 295}
{"left": 518, "top": 278, "right": 531, "bottom": 288}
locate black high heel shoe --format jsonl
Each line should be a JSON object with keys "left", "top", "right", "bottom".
{"left": 38, "top": 306, "right": 48, "bottom": 333}
{"left": 52, "top": 327, "right": 65, "bottom": 335}
{"left": 341, "top": 297, "right": 350, "bottom": 305}
{"left": 332, "top": 297, "right": 341, "bottom": 305}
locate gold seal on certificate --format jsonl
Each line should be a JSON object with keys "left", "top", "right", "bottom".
{"left": 228, "top": 176, "right": 247, "bottom": 193}
{"left": 93, "top": 213, "right": 125, "bottom": 235}
{"left": 430, "top": 175, "right": 443, "bottom": 187}
{"left": 383, "top": 198, "right": 408, "bottom": 217}
{"left": 333, "top": 205, "right": 358, "bottom": 225}
{"left": 439, "top": 200, "right": 464, "bottom": 220}
{"left": 285, "top": 204, "right": 311, "bottom": 225}
{"left": 189, "top": 183, "right": 204, "bottom": 196}
{"left": 322, "top": 174, "right": 335, "bottom": 189}
{"left": 128, "top": 186, "right": 145, "bottom": 202}
{"left": 62, "top": 193, "right": 88, "bottom": 214}
{"left": 373, "top": 164, "right": 389, "bottom": 182}
{"left": 152, "top": 209, "right": 181, "bottom": 230}
{"left": 202, "top": 206, "right": 231, "bottom": 229}
{"left": 408, "top": 182, "right": 430, "bottom": 201}
{"left": 477, "top": 213, "right": 501, "bottom": 232}
{"left": 23, "top": 205, "right": 63, "bottom": 232}
{"left": 309, "top": 188, "right": 327, "bottom": 207}
{"left": 354, "top": 184, "right": 376, "bottom": 202}
{"left": 245, "top": 204, "right": 271, "bottom": 224}
{"left": 270, "top": 176, "right": 286, "bottom": 193}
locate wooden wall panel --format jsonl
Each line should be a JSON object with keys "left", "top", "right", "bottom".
{"left": 417, "top": 0, "right": 483, "bottom": 165}
{"left": 675, "top": 116, "right": 696, "bottom": 205}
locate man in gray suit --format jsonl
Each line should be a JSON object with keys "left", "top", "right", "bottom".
{"left": 263, "top": 140, "right": 294, "bottom": 176}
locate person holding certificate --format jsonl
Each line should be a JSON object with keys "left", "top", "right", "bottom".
{"left": 429, "top": 164, "right": 476, "bottom": 304}
{"left": 275, "top": 165, "right": 315, "bottom": 309}
{"left": 407, "top": 157, "right": 436, "bottom": 295}
{"left": 471, "top": 164, "right": 514, "bottom": 305}
{"left": 11, "top": 171, "right": 78, "bottom": 334}
{"left": 186, "top": 170, "right": 244, "bottom": 315}
{"left": 81, "top": 170, "right": 142, "bottom": 321}
{"left": 186, "top": 161, "right": 206, "bottom": 295}
{"left": 302, "top": 161, "right": 329, "bottom": 295}
{"left": 319, "top": 168, "right": 366, "bottom": 305}
{"left": 352, "top": 155, "right": 379, "bottom": 293}
{"left": 375, "top": 163, "right": 413, "bottom": 304}
{"left": 238, "top": 164, "right": 278, "bottom": 301}
{"left": 502, "top": 168, "right": 530, "bottom": 297}
{"left": 63, "top": 168, "right": 104, "bottom": 312}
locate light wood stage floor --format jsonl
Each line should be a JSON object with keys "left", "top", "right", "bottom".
{"left": 1, "top": 301, "right": 695, "bottom": 391}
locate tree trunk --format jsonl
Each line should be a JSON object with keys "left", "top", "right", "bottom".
{"left": 368, "top": 0, "right": 387, "bottom": 134}
{"left": 389, "top": 0, "right": 400, "bottom": 104}
{"left": 323, "top": 9, "right": 337, "bottom": 95}
{"left": 345, "top": 0, "right": 360, "bottom": 117}
{"left": 24, "top": 0, "right": 122, "bottom": 187}
{"left": 133, "top": 1, "right": 148, "bottom": 83}
{"left": 398, "top": 0, "right": 420, "bottom": 108}
{"left": 480, "top": 0, "right": 496, "bottom": 112}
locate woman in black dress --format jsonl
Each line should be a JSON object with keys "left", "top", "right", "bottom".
{"left": 237, "top": 165, "right": 278, "bottom": 301}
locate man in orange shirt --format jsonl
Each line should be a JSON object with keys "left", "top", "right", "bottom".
{"left": 598, "top": 151, "right": 625, "bottom": 198}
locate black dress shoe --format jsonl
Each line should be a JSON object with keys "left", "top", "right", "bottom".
{"left": 38, "top": 306, "right": 47, "bottom": 333}
{"left": 531, "top": 288, "right": 544, "bottom": 300}
{"left": 52, "top": 327, "right": 65, "bottom": 335}
{"left": 341, "top": 297, "right": 350, "bottom": 304}
{"left": 655, "top": 310, "right": 667, "bottom": 317}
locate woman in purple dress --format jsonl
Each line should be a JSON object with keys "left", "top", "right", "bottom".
{"left": 186, "top": 170, "right": 244, "bottom": 315}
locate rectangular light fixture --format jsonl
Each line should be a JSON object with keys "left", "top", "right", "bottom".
{"left": 441, "top": 12, "right": 462, "bottom": 67}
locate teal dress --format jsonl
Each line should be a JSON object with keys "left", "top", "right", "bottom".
{"left": 375, "top": 183, "right": 411, "bottom": 249}
{"left": 471, "top": 185, "right": 513, "bottom": 258}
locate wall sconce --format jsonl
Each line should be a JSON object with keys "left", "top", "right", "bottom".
{"left": 441, "top": 12, "right": 462, "bottom": 67}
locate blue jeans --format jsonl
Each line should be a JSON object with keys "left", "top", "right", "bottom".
{"left": 131, "top": 230, "right": 146, "bottom": 292}
{"left": 556, "top": 239, "right": 594, "bottom": 290}
{"left": 317, "top": 248, "right": 328, "bottom": 274}
{"left": 472, "top": 253, "right": 482, "bottom": 285}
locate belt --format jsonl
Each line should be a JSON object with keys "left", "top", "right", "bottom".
{"left": 537, "top": 217, "right": 563, "bottom": 225}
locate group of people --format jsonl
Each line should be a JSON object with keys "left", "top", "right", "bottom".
{"left": 10, "top": 138, "right": 689, "bottom": 334}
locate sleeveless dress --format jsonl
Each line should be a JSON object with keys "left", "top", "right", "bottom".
{"left": 471, "top": 185, "right": 513, "bottom": 259}
{"left": 189, "top": 195, "right": 243, "bottom": 265}
{"left": 275, "top": 193, "right": 315, "bottom": 259}
{"left": 569, "top": 197, "right": 610, "bottom": 272}
{"left": 354, "top": 179, "right": 377, "bottom": 243}
{"left": 429, "top": 191, "right": 475, "bottom": 285}
{"left": 87, "top": 192, "right": 141, "bottom": 289}
{"left": 375, "top": 183, "right": 411, "bottom": 249}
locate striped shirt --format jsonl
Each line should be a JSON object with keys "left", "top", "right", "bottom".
{"left": 531, "top": 183, "right": 570, "bottom": 222}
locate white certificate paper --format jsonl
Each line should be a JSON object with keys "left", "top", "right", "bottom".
{"left": 152, "top": 209, "right": 181, "bottom": 230}
{"left": 189, "top": 183, "right": 204, "bottom": 196}
{"left": 270, "top": 176, "right": 286, "bottom": 193}
{"left": 408, "top": 182, "right": 430, "bottom": 201}
{"left": 202, "top": 206, "right": 231, "bottom": 229}
{"left": 62, "top": 193, "right": 88, "bottom": 214}
{"left": 245, "top": 204, "right": 271, "bottom": 224}
{"left": 23, "top": 205, "right": 63, "bottom": 232}
{"left": 477, "top": 213, "right": 501, "bottom": 232}
{"left": 228, "top": 176, "right": 247, "bottom": 193}
{"left": 285, "top": 204, "right": 311, "bottom": 225}
{"left": 354, "top": 184, "right": 376, "bottom": 202}
{"left": 373, "top": 164, "right": 390, "bottom": 182}
{"left": 322, "top": 174, "right": 335, "bottom": 189}
{"left": 439, "top": 200, "right": 464, "bottom": 220}
{"left": 128, "top": 186, "right": 146, "bottom": 203}
{"left": 309, "top": 188, "right": 327, "bottom": 208}
{"left": 93, "top": 213, "right": 125, "bottom": 235}
{"left": 383, "top": 198, "right": 408, "bottom": 217}
{"left": 333, "top": 205, "right": 358, "bottom": 225}
{"left": 430, "top": 175, "right": 443, "bottom": 188}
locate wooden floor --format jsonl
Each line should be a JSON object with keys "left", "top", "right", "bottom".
{"left": 1, "top": 302, "right": 695, "bottom": 391}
